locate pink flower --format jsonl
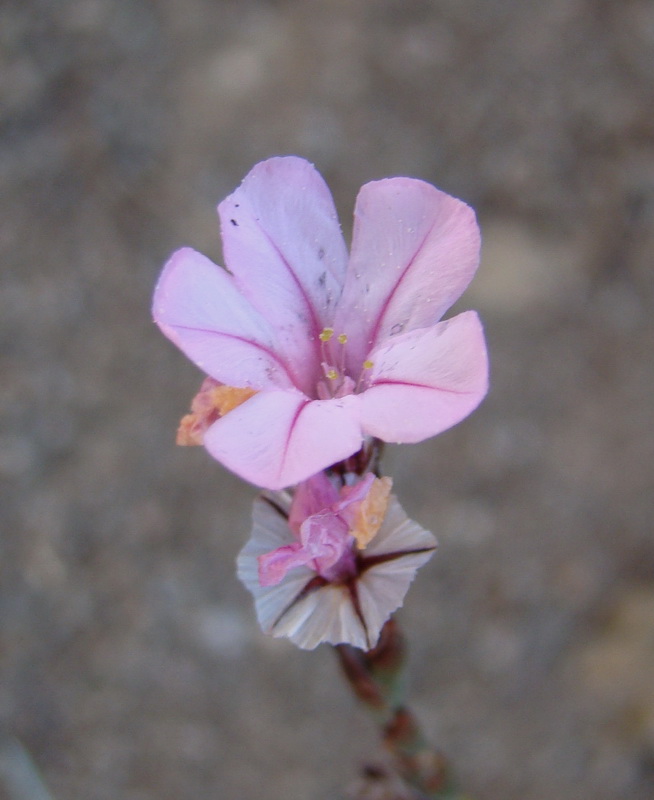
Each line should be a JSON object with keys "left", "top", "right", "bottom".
{"left": 237, "top": 473, "right": 437, "bottom": 650}
{"left": 257, "top": 471, "right": 387, "bottom": 587}
{"left": 153, "top": 157, "right": 488, "bottom": 489}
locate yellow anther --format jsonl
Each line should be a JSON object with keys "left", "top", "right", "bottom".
{"left": 363, "top": 359, "right": 374, "bottom": 370}
{"left": 337, "top": 333, "right": 348, "bottom": 344}
{"left": 319, "top": 327, "right": 334, "bottom": 342}
{"left": 326, "top": 368, "right": 338, "bottom": 380}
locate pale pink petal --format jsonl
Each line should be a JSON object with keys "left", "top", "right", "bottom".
{"left": 152, "top": 247, "right": 296, "bottom": 390}
{"left": 360, "top": 311, "right": 488, "bottom": 443}
{"left": 258, "top": 543, "right": 307, "bottom": 587}
{"left": 288, "top": 472, "right": 340, "bottom": 533}
{"left": 334, "top": 178, "right": 480, "bottom": 371}
{"left": 335, "top": 472, "right": 376, "bottom": 514}
{"left": 203, "top": 390, "right": 363, "bottom": 489}
{"left": 219, "top": 157, "right": 349, "bottom": 387}
{"left": 299, "top": 513, "right": 350, "bottom": 569}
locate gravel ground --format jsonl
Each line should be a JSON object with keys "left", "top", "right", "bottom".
{"left": 1, "top": 1, "right": 653, "bottom": 799}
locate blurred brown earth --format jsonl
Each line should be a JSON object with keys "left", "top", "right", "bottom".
{"left": 1, "top": 1, "right": 653, "bottom": 798}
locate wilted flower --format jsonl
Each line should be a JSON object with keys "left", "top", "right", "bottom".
{"left": 237, "top": 472, "right": 437, "bottom": 650}
{"left": 153, "top": 156, "right": 488, "bottom": 489}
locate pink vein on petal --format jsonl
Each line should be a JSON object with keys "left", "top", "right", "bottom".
{"left": 170, "top": 323, "right": 299, "bottom": 389}
{"left": 277, "top": 397, "right": 312, "bottom": 484}
{"left": 366, "top": 218, "right": 437, "bottom": 350}
{"left": 370, "top": 378, "right": 473, "bottom": 395}
{"left": 247, "top": 220, "right": 324, "bottom": 358}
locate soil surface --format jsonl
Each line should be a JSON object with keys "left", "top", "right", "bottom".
{"left": 1, "top": 2, "right": 653, "bottom": 799}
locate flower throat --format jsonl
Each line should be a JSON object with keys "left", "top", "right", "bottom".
{"left": 316, "top": 327, "right": 374, "bottom": 400}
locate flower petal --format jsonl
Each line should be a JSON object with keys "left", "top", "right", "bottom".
{"left": 219, "top": 157, "right": 349, "bottom": 385}
{"left": 357, "top": 551, "right": 435, "bottom": 646}
{"left": 237, "top": 499, "right": 315, "bottom": 631}
{"left": 363, "top": 495, "right": 437, "bottom": 558}
{"left": 288, "top": 472, "right": 340, "bottom": 533}
{"left": 257, "top": 543, "right": 307, "bottom": 587}
{"left": 360, "top": 311, "right": 488, "bottom": 443}
{"left": 152, "top": 247, "right": 295, "bottom": 390}
{"left": 203, "top": 390, "right": 363, "bottom": 489}
{"left": 270, "top": 584, "right": 368, "bottom": 650}
{"left": 357, "top": 496, "right": 436, "bottom": 647}
{"left": 334, "top": 178, "right": 480, "bottom": 370}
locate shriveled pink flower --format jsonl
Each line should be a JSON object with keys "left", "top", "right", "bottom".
{"left": 257, "top": 471, "right": 386, "bottom": 587}
{"left": 237, "top": 472, "right": 437, "bottom": 650}
{"left": 153, "top": 156, "right": 488, "bottom": 489}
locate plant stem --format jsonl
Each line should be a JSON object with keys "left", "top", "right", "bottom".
{"left": 335, "top": 619, "right": 470, "bottom": 800}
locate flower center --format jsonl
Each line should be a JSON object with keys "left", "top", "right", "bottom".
{"left": 316, "top": 327, "right": 374, "bottom": 400}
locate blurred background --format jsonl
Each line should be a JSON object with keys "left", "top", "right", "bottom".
{"left": 1, "top": 1, "right": 653, "bottom": 798}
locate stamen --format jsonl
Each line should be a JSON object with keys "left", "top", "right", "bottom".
{"left": 336, "top": 332, "right": 348, "bottom": 374}
{"left": 355, "top": 360, "right": 374, "bottom": 393}
{"left": 319, "top": 328, "right": 335, "bottom": 371}
{"left": 317, "top": 330, "right": 354, "bottom": 397}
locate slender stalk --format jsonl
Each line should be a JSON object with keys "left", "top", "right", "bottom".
{"left": 335, "top": 619, "right": 470, "bottom": 800}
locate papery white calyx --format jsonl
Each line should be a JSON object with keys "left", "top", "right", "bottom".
{"left": 237, "top": 473, "right": 437, "bottom": 650}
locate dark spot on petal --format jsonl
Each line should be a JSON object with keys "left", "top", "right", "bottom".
{"left": 390, "top": 322, "right": 405, "bottom": 336}
{"left": 318, "top": 271, "right": 327, "bottom": 287}
{"left": 318, "top": 246, "right": 325, "bottom": 260}
{"left": 230, "top": 219, "right": 239, "bottom": 226}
